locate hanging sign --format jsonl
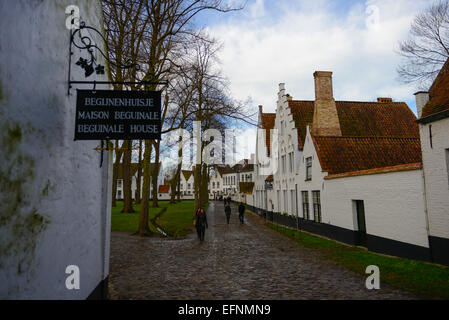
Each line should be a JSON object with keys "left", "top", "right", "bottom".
{"left": 74, "top": 90, "right": 161, "bottom": 140}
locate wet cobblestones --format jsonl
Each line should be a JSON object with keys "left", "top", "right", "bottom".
{"left": 109, "top": 201, "right": 415, "bottom": 300}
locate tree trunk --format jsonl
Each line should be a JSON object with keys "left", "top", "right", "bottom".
{"left": 170, "top": 131, "right": 184, "bottom": 203}
{"left": 135, "top": 139, "right": 143, "bottom": 204}
{"left": 137, "top": 140, "right": 153, "bottom": 236}
{"left": 112, "top": 140, "right": 123, "bottom": 207}
{"left": 122, "top": 140, "right": 135, "bottom": 213}
{"left": 151, "top": 140, "right": 160, "bottom": 207}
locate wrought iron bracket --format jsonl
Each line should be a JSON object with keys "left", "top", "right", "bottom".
{"left": 67, "top": 21, "right": 168, "bottom": 95}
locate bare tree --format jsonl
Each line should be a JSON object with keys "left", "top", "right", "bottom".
{"left": 397, "top": 0, "right": 449, "bottom": 89}
{"left": 102, "top": 0, "right": 245, "bottom": 236}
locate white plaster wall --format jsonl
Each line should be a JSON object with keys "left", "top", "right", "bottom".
{"left": 296, "top": 127, "right": 327, "bottom": 220}
{"left": 0, "top": 0, "right": 112, "bottom": 299}
{"left": 420, "top": 118, "right": 449, "bottom": 239}
{"left": 272, "top": 84, "right": 302, "bottom": 216}
{"left": 324, "top": 170, "right": 429, "bottom": 248}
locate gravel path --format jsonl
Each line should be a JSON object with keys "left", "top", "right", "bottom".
{"left": 108, "top": 201, "right": 415, "bottom": 299}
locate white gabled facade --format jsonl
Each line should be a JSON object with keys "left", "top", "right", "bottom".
{"left": 180, "top": 170, "right": 194, "bottom": 196}
{"left": 247, "top": 70, "right": 439, "bottom": 263}
{"left": 208, "top": 168, "right": 223, "bottom": 199}
{"left": 273, "top": 84, "right": 302, "bottom": 217}
{"left": 253, "top": 107, "right": 275, "bottom": 213}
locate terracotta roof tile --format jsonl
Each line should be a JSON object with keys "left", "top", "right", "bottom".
{"left": 421, "top": 58, "right": 449, "bottom": 118}
{"left": 289, "top": 100, "right": 419, "bottom": 148}
{"left": 158, "top": 185, "right": 170, "bottom": 193}
{"left": 312, "top": 136, "right": 422, "bottom": 176}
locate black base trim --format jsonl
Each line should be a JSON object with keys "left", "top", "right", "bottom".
{"left": 261, "top": 211, "right": 436, "bottom": 263}
{"left": 87, "top": 275, "right": 109, "bottom": 300}
{"left": 429, "top": 235, "right": 449, "bottom": 266}
{"left": 366, "top": 234, "right": 431, "bottom": 262}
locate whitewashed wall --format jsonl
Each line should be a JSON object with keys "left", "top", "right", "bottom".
{"left": 419, "top": 118, "right": 449, "bottom": 239}
{"left": 0, "top": 0, "right": 112, "bottom": 299}
{"left": 296, "top": 127, "right": 327, "bottom": 220}
{"left": 324, "top": 169, "right": 429, "bottom": 248}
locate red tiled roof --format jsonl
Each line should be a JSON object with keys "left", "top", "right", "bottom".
{"left": 324, "top": 162, "right": 422, "bottom": 180}
{"left": 265, "top": 174, "right": 273, "bottom": 181}
{"left": 289, "top": 100, "right": 419, "bottom": 149}
{"left": 421, "top": 58, "right": 449, "bottom": 118}
{"left": 261, "top": 113, "right": 276, "bottom": 156}
{"left": 312, "top": 136, "right": 422, "bottom": 176}
{"left": 158, "top": 185, "right": 170, "bottom": 193}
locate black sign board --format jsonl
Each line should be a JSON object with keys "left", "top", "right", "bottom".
{"left": 74, "top": 90, "right": 161, "bottom": 140}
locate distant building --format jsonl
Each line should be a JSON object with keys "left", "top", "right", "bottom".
{"left": 115, "top": 162, "right": 164, "bottom": 200}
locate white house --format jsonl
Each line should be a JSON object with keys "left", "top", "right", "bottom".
{"left": 179, "top": 170, "right": 194, "bottom": 199}
{"left": 415, "top": 57, "right": 449, "bottom": 266}
{"left": 249, "top": 71, "right": 433, "bottom": 262}
{"left": 115, "top": 162, "right": 164, "bottom": 201}
{"left": 157, "top": 185, "right": 171, "bottom": 200}
{"left": 221, "top": 165, "right": 239, "bottom": 196}
{"left": 253, "top": 106, "right": 276, "bottom": 214}
{"left": 209, "top": 166, "right": 224, "bottom": 199}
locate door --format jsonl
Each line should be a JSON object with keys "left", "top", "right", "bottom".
{"left": 355, "top": 200, "right": 367, "bottom": 247}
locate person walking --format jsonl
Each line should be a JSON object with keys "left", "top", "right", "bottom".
{"left": 225, "top": 204, "right": 231, "bottom": 224}
{"left": 194, "top": 207, "right": 208, "bottom": 242}
{"left": 238, "top": 202, "right": 245, "bottom": 224}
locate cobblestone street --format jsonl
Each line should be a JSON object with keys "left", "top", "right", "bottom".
{"left": 109, "top": 201, "right": 416, "bottom": 300}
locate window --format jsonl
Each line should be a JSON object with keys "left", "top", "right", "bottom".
{"left": 282, "top": 155, "right": 286, "bottom": 174}
{"left": 217, "top": 182, "right": 220, "bottom": 188}
{"left": 281, "top": 120, "right": 285, "bottom": 135}
{"left": 277, "top": 190, "right": 281, "bottom": 212}
{"left": 118, "top": 190, "right": 122, "bottom": 198}
{"left": 181, "top": 183, "right": 183, "bottom": 190}
{"left": 289, "top": 152, "right": 294, "bottom": 172}
{"left": 301, "top": 191, "right": 309, "bottom": 219}
{"left": 446, "top": 149, "right": 449, "bottom": 187}
{"left": 312, "top": 191, "right": 321, "bottom": 223}
{"left": 305, "top": 157, "right": 312, "bottom": 180}
{"left": 212, "top": 182, "right": 215, "bottom": 188}
{"left": 291, "top": 190, "right": 295, "bottom": 216}
{"left": 188, "top": 183, "right": 191, "bottom": 190}
{"left": 283, "top": 190, "right": 288, "bottom": 213}
{"left": 117, "top": 179, "right": 123, "bottom": 187}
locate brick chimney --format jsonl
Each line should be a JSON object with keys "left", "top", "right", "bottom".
{"left": 311, "top": 71, "right": 341, "bottom": 136}
{"left": 377, "top": 97, "right": 393, "bottom": 103}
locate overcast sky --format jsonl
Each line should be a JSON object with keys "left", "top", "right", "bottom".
{"left": 165, "top": 0, "right": 432, "bottom": 168}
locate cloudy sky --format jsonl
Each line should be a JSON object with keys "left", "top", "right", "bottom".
{"left": 185, "top": 0, "right": 431, "bottom": 163}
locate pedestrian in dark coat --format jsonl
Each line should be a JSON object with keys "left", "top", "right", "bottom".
{"left": 225, "top": 204, "right": 231, "bottom": 224}
{"left": 194, "top": 208, "right": 208, "bottom": 242}
{"left": 238, "top": 203, "right": 245, "bottom": 224}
